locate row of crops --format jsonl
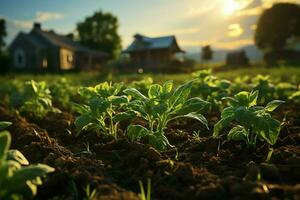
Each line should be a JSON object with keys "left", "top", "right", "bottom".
{"left": 0, "top": 69, "right": 300, "bottom": 199}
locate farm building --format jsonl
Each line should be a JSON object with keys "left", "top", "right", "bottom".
{"left": 124, "top": 34, "right": 185, "bottom": 71}
{"left": 9, "top": 23, "right": 108, "bottom": 71}
{"left": 226, "top": 50, "right": 250, "bottom": 67}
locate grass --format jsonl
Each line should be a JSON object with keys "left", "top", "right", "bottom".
{"left": 1, "top": 65, "right": 300, "bottom": 86}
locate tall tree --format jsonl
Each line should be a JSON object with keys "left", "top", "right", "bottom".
{"left": 255, "top": 3, "right": 300, "bottom": 52}
{"left": 76, "top": 10, "right": 122, "bottom": 59}
{"left": 0, "top": 19, "right": 7, "bottom": 51}
{"left": 201, "top": 45, "right": 213, "bottom": 63}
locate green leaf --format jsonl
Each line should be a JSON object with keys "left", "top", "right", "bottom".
{"left": 253, "top": 114, "right": 281, "bottom": 145}
{"left": 7, "top": 150, "right": 29, "bottom": 165}
{"left": 234, "top": 106, "right": 255, "bottom": 127}
{"left": 0, "top": 121, "right": 12, "bottom": 131}
{"left": 213, "top": 116, "right": 234, "bottom": 138}
{"left": 6, "top": 164, "right": 54, "bottom": 197}
{"left": 127, "top": 125, "right": 149, "bottom": 141}
{"left": 235, "top": 91, "right": 250, "bottom": 107}
{"left": 113, "top": 111, "right": 136, "bottom": 123}
{"left": 220, "top": 107, "right": 235, "bottom": 119}
{"left": 0, "top": 131, "right": 11, "bottom": 161}
{"left": 148, "top": 132, "right": 173, "bottom": 151}
{"left": 124, "top": 88, "right": 148, "bottom": 100}
{"left": 171, "top": 113, "right": 208, "bottom": 129}
{"left": 169, "top": 81, "right": 192, "bottom": 107}
{"left": 71, "top": 103, "right": 90, "bottom": 114}
{"left": 148, "top": 84, "right": 162, "bottom": 99}
{"left": 109, "top": 95, "right": 129, "bottom": 104}
{"left": 162, "top": 80, "right": 173, "bottom": 94}
{"left": 74, "top": 113, "right": 97, "bottom": 133}
{"left": 90, "top": 97, "right": 109, "bottom": 116}
{"left": 176, "top": 97, "right": 209, "bottom": 115}
{"left": 265, "top": 100, "right": 284, "bottom": 112}
{"left": 249, "top": 90, "right": 259, "bottom": 107}
{"left": 227, "top": 126, "right": 248, "bottom": 142}
{"left": 222, "top": 97, "right": 239, "bottom": 107}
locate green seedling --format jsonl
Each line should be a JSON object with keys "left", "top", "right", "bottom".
{"left": 10, "top": 80, "right": 60, "bottom": 118}
{"left": 252, "top": 75, "right": 276, "bottom": 104}
{"left": 192, "top": 69, "right": 231, "bottom": 112}
{"left": 0, "top": 121, "right": 54, "bottom": 199}
{"left": 214, "top": 91, "right": 284, "bottom": 148}
{"left": 74, "top": 82, "right": 136, "bottom": 138}
{"left": 50, "top": 78, "right": 76, "bottom": 107}
{"left": 139, "top": 178, "right": 151, "bottom": 200}
{"left": 125, "top": 81, "right": 209, "bottom": 151}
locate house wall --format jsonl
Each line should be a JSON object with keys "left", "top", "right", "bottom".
{"left": 130, "top": 49, "right": 172, "bottom": 71}
{"left": 60, "top": 48, "right": 75, "bottom": 70}
{"left": 9, "top": 38, "right": 39, "bottom": 69}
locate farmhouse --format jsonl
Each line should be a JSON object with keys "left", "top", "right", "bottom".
{"left": 124, "top": 34, "right": 185, "bottom": 71}
{"left": 9, "top": 23, "right": 108, "bottom": 71}
{"left": 226, "top": 50, "right": 250, "bottom": 67}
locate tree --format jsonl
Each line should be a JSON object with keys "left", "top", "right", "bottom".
{"left": 255, "top": 3, "right": 300, "bottom": 52}
{"left": 0, "top": 19, "right": 10, "bottom": 73}
{"left": 76, "top": 10, "right": 122, "bottom": 59}
{"left": 201, "top": 45, "right": 213, "bottom": 64}
{"left": 0, "top": 19, "right": 7, "bottom": 51}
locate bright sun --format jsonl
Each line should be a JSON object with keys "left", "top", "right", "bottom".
{"left": 223, "top": 0, "right": 243, "bottom": 16}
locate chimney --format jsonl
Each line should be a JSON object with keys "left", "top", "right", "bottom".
{"left": 33, "top": 22, "right": 41, "bottom": 30}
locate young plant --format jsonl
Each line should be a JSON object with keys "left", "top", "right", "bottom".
{"left": 50, "top": 78, "right": 76, "bottom": 108}
{"left": 213, "top": 91, "right": 284, "bottom": 148}
{"left": 10, "top": 80, "right": 60, "bottom": 118}
{"left": 192, "top": 69, "right": 231, "bottom": 112}
{"left": 252, "top": 75, "right": 276, "bottom": 104}
{"left": 138, "top": 178, "right": 151, "bottom": 200}
{"left": 74, "top": 82, "right": 136, "bottom": 138}
{"left": 125, "top": 81, "right": 209, "bottom": 151}
{"left": 0, "top": 121, "right": 54, "bottom": 199}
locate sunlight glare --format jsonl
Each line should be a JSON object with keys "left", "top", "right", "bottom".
{"left": 223, "top": 0, "right": 243, "bottom": 16}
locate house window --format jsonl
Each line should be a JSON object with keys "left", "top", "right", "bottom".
{"left": 42, "top": 58, "right": 48, "bottom": 68}
{"left": 14, "top": 48, "right": 26, "bottom": 68}
{"left": 67, "top": 54, "right": 73, "bottom": 64}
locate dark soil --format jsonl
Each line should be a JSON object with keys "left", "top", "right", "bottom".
{"left": 0, "top": 103, "right": 299, "bottom": 200}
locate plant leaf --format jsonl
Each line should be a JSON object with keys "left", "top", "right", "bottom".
{"left": 113, "top": 111, "right": 136, "bottom": 123}
{"left": 0, "top": 121, "right": 12, "bottom": 131}
{"left": 127, "top": 125, "right": 149, "bottom": 141}
{"left": 0, "top": 131, "right": 11, "bottom": 161}
{"left": 148, "top": 84, "right": 162, "bottom": 99}
{"left": 124, "top": 88, "right": 148, "bottom": 100}
{"left": 265, "top": 100, "right": 284, "bottom": 112}
{"left": 171, "top": 113, "right": 208, "bottom": 129}
{"left": 227, "top": 126, "right": 248, "bottom": 142}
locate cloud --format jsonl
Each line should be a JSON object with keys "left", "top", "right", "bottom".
{"left": 6, "top": 11, "right": 64, "bottom": 30}
{"left": 149, "top": 27, "right": 200, "bottom": 37}
{"left": 12, "top": 20, "right": 32, "bottom": 29}
{"left": 227, "top": 24, "right": 244, "bottom": 37}
{"left": 236, "top": 6, "right": 263, "bottom": 16}
{"left": 215, "top": 38, "right": 254, "bottom": 49}
{"left": 237, "top": 0, "right": 300, "bottom": 16}
{"left": 35, "top": 12, "right": 63, "bottom": 22}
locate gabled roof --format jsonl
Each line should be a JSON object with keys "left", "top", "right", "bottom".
{"left": 10, "top": 24, "right": 107, "bottom": 57}
{"left": 31, "top": 29, "right": 106, "bottom": 55}
{"left": 124, "top": 34, "right": 185, "bottom": 53}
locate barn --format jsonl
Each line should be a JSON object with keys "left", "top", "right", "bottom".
{"left": 124, "top": 34, "right": 185, "bottom": 71}
{"left": 9, "top": 23, "right": 108, "bottom": 71}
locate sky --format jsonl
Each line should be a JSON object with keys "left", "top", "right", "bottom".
{"left": 0, "top": 0, "right": 299, "bottom": 52}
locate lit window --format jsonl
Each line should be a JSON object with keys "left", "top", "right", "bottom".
{"left": 42, "top": 58, "right": 48, "bottom": 68}
{"left": 67, "top": 54, "right": 73, "bottom": 63}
